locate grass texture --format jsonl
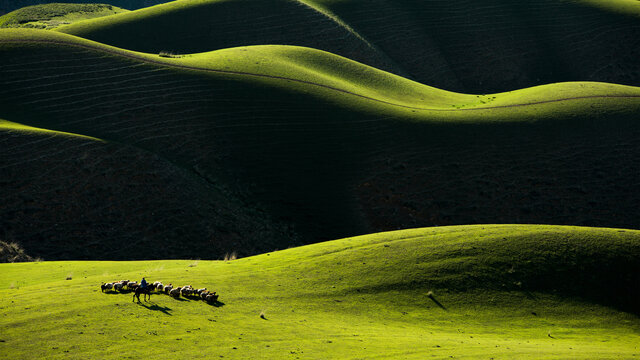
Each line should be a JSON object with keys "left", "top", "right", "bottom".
{"left": 0, "top": 225, "right": 639, "bottom": 359}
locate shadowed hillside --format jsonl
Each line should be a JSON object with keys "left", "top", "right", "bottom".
{"left": 311, "top": 0, "right": 640, "bottom": 92}
{"left": 0, "top": 120, "right": 296, "bottom": 260}
{"left": 1, "top": 29, "right": 639, "bottom": 260}
{"left": 57, "top": 0, "right": 640, "bottom": 93}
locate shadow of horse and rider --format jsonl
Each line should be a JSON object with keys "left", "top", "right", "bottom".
{"left": 103, "top": 285, "right": 224, "bottom": 315}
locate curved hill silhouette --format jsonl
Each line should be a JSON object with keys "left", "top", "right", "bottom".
{"left": 56, "top": 0, "right": 640, "bottom": 93}
{"left": 1, "top": 29, "right": 639, "bottom": 260}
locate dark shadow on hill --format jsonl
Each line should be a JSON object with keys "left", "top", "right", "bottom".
{"left": 427, "top": 292, "right": 447, "bottom": 311}
{"left": 137, "top": 302, "right": 172, "bottom": 315}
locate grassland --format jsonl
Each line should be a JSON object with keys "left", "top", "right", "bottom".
{"left": 1, "top": 225, "right": 639, "bottom": 359}
{"left": 0, "top": 0, "right": 170, "bottom": 16}
{"left": 1, "top": 28, "right": 640, "bottom": 259}
{"left": 0, "top": 4, "right": 128, "bottom": 29}
{"left": 55, "top": 0, "right": 640, "bottom": 93}
{"left": 1, "top": 1, "right": 639, "bottom": 358}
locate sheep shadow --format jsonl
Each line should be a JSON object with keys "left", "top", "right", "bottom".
{"left": 102, "top": 290, "right": 132, "bottom": 295}
{"left": 207, "top": 300, "right": 225, "bottom": 308}
{"left": 137, "top": 302, "right": 172, "bottom": 316}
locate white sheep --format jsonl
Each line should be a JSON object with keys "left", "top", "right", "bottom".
{"left": 100, "top": 282, "right": 114, "bottom": 292}
{"left": 205, "top": 293, "right": 218, "bottom": 303}
{"left": 163, "top": 284, "right": 173, "bottom": 294}
{"left": 170, "top": 287, "right": 182, "bottom": 298}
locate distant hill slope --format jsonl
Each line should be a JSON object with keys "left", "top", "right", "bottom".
{"left": 0, "top": 225, "right": 639, "bottom": 358}
{"left": 0, "top": 3, "right": 128, "bottom": 29}
{"left": 56, "top": 0, "right": 640, "bottom": 93}
{"left": 1, "top": 29, "right": 639, "bottom": 259}
{"left": 0, "top": 0, "right": 171, "bottom": 15}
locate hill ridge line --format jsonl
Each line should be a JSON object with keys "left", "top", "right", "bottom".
{"left": 2, "top": 38, "right": 640, "bottom": 113}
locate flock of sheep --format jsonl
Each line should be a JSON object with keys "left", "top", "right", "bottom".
{"left": 101, "top": 280, "right": 220, "bottom": 304}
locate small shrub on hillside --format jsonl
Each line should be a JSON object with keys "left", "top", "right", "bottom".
{"left": 159, "top": 50, "right": 182, "bottom": 58}
{"left": 223, "top": 252, "right": 238, "bottom": 262}
{"left": 0, "top": 240, "right": 35, "bottom": 263}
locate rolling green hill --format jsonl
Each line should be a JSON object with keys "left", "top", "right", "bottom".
{"left": 0, "top": 3, "right": 128, "bottom": 29}
{"left": 56, "top": 0, "right": 406, "bottom": 82}
{"left": 0, "top": 225, "right": 639, "bottom": 358}
{"left": 1, "top": 29, "right": 640, "bottom": 260}
{"left": 1, "top": 3, "right": 639, "bottom": 357}
{"left": 0, "top": 0, "right": 170, "bottom": 15}
{"left": 55, "top": 0, "right": 640, "bottom": 93}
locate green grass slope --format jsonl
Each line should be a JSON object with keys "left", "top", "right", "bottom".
{"left": 0, "top": 3, "right": 128, "bottom": 29}
{"left": 0, "top": 225, "right": 639, "bottom": 358}
{"left": 56, "top": 0, "right": 407, "bottom": 81}
{"left": 0, "top": 1, "right": 171, "bottom": 15}
{"left": 56, "top": 0, "right": 640, "bottom": 93}
{"left": 1, "top": 29, "right": 640, "bottom": 259}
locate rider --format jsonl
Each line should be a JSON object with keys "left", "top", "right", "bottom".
{"left": 140, "top": 277, "right": 148, "bottom": 290}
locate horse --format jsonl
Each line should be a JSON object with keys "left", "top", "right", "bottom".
{"left": 133, "top": 286, "right": 152, "bottom": 302}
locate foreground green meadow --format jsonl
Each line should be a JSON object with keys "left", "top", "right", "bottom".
{"left": 1, "top": 225, "right": 639, "bottom": 359}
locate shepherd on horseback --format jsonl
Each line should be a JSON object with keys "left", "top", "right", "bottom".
{"left": 133, "top": 277, "right": 151, "bottom": 303}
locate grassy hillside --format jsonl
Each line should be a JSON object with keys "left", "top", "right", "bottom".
{"left": 309, "top": 0, "right": 640, "bottom": 92}
{"left": 1, "top": 29, "right": 640, "bottom": 259}
{"left": 56, "top": 0, "right": 406, "bottom": 80}
{"left": 0, "top": 225, "right": 639, "bottom": 358}
{"left": 56, "top": 0, "right": 640, "bottom": 93}
{"left": 0, "top": 3, "right": 128, "bottom": 29}
{"left": 0, "top": 0, "right": 171, "bottom": 15}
